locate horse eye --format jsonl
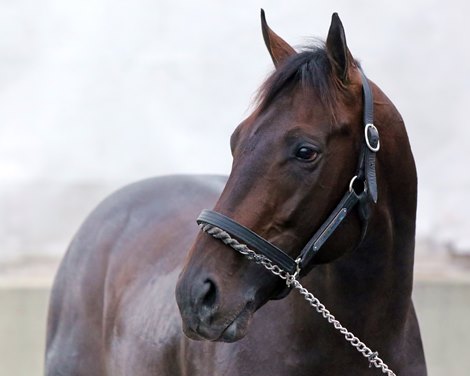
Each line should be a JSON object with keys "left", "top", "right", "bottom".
{"left": 295, "top": 146, "right": 318, "bottom": 161}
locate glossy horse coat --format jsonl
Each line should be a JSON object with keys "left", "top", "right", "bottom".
{"left": 46, "top": 12, "right": 427, "bottom": 375}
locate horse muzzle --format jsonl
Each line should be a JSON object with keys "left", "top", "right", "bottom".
{"left": 176, "top": 271, "right": 255, "bottom": 343}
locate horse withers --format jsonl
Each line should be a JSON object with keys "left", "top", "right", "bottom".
{"left": 46, "top": 11, "right": 427, "bottom": 375}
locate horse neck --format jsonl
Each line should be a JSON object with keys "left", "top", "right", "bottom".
{"left": 297, "top": 91, "right": 418, "bottom": 329}
{"left": 322, "top": 213, "right": 416, "bottom": 308}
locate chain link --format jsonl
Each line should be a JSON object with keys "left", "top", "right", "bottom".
{"left": 200, "top": 223, "right": 396, "bottom": 376}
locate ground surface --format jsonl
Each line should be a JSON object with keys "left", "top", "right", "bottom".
{"left": 1, "top": 242, "right": 469, "bottom": 287}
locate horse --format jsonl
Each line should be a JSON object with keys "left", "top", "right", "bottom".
{"left": 45, "top": 11, "right": 427, "bottom": 375}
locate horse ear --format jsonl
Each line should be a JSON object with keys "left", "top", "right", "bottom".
{"left": 326, "top": 13, "right": 354, "bottom": 83}
{"left": 260, "top": 9, "right": 296, "bottom": 68}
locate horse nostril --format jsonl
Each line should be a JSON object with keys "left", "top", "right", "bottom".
{"left": 201, "top": 278, "right": 217, "bottom": 310}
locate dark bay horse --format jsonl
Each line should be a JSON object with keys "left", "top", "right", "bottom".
{"left": 46, "top": 11, "right": 426, "bottom": 375}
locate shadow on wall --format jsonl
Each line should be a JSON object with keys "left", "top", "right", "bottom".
{"left": 1, "top": 1, "right": 470, "bottom": 261}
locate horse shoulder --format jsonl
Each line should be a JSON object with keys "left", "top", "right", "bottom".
{"left": 46, "top": 175, "right": 226, "bottom": 376}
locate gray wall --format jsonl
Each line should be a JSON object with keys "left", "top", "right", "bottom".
{"left": 1, "top": 0, "right": 469, "bottom": 261}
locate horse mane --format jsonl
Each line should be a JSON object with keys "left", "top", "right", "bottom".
{"left": 256, "top": 44, "right": 341, "bottom": 116}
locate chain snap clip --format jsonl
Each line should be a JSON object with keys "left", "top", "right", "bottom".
{"left": 286, "top": 257, "right": 302, "bottom": 287}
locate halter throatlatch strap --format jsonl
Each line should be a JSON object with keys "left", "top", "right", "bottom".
{"left": 196, "top": 67, "right": 379, "bottom": 277}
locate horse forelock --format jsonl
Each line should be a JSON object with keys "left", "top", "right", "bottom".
{"left": 255, "top": 44, "right": 342, "bottom": 118}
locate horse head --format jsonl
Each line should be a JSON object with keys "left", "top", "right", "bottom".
{"left": 176, "top": 11, "right": 414, "bottom": 343}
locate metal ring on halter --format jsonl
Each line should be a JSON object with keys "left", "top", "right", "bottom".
{"left": 349, "top": 175, "right": 366, "bottom": 195}
{"left": 365, "top": 123, "right": 380, "bottom": 152}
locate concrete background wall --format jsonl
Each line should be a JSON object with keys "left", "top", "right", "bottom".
{"left": 1, "top": 0, "right": 469, "bottom": 262}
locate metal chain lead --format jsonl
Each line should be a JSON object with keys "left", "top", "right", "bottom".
{"left": 200, "top": 223, "right": 396, "bottom": 376}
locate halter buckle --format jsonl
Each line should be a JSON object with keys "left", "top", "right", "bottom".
{"left": 365, "top": 123, "right": 380, "bottom": 152}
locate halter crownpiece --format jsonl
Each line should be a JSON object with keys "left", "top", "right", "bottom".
{"left": 197, "top": 67, "right": 379, "bottom": 277}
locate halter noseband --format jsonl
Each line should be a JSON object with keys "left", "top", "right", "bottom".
{"left": 197, "top": 68, "right": 379, "bottom": 277}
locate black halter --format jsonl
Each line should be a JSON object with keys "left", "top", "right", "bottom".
{"left": 197, "top": 68, "right": 380, "bottom": 277}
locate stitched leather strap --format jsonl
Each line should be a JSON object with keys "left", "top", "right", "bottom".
{"left": 360, "top": 68, "right": 379, "bottom": 203}
{"left": 298, "top": 189, "right": 361, "bottom": 269}
{"left": 197, "top": 210, "right": 298, "bottom": 274}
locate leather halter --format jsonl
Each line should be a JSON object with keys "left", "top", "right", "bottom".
{"left": 197, "top": 68, "right": 379, "bottom": 277}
